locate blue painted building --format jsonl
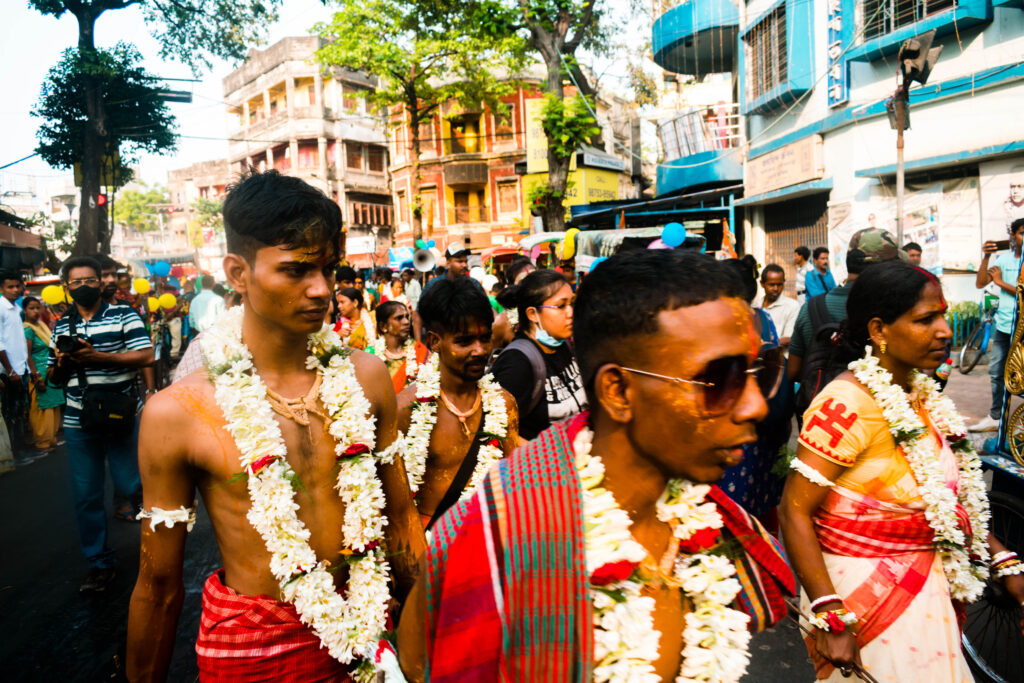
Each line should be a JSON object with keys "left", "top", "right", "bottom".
{"left": 733, "top": 0, "right": 1024, "bottom": 300}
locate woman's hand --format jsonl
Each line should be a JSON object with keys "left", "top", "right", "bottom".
{"left": 31, "top": 372, "right": 45, "bottom": 390}
{"left": 813, "top": 628, "right": 861, "bottom": 676}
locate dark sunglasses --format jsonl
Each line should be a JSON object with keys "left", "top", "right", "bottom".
{"left": 621, "top": 345, "right": 784, "bottom": 417}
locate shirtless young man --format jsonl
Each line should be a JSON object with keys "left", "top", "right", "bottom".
{"left": 397, "top": 250, "right": 794, "bottom": 682}
{"left": 126, "top": 171, "right": 425, "bottom": 682}
{"left": 396, "top": 276, "right": 518, "bottom": 530}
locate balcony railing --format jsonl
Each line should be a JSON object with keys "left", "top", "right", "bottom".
{"left": 448, "top": 205, "right": 490, "bottom": 224}
{"left": 658, "top": 102, "right": 741, "bottom": 162}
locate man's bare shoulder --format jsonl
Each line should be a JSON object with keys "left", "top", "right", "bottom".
{"left": 349, "top": 348, "right": 392, "bottom": 400}
{"left": 142, "top": 372, "right": 221, "bottom": 442}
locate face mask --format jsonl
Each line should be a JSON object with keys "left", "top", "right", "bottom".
{"left": 69, "top": 285, "right": 101, "bottom": 308}
{"left": 534, "top": 324, "right": 565, "bottom": 348}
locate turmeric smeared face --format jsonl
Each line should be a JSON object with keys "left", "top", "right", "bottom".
{"left": 246, "top": 245, "right": 338, "bottom": 336}
{"left": 625, "top": 298, "right": 768, "bottom": 483}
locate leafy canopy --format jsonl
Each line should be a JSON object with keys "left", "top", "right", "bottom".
{"left": 32, "top": 43, "right": 178, "bottom": 184}
{"left": 113, "top": 184, "right": 168, "bottom": 233}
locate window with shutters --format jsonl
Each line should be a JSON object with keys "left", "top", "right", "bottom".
{"left": 497, "top": 180, "right": 520, "bottom": 216}
{"left": 367, "top": 146, "right": 386, "bottom": 173}
{"left": 346, "top": 143, "right": 363, "bottom": 171}
{"left": 745, "top": 5, "right": 787, "bottom": 102}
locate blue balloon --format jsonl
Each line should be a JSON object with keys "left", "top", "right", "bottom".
{"left": 152, "top": 261, "right": 171, "bottom": 277}
{"left": 427, "top": 240, "right": 436, "bottom": 248}
{"left": 661, "top": 222, "right": 686, "bottom": 248}
{"left": 168, "top": 277, "right": 181, "bottom": 289}
{"left": 590, "top": 257, "right": 608, "bottom": 270}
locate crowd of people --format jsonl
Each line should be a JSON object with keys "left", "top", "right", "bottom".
{"left": 6, "top": 169, "right": 1023, "bottom": 682}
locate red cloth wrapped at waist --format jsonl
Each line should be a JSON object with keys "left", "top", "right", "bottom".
{"left": 814, "top": 497, "right": 972, "bottom": 558}
{"left": 196, "top": 569, "right": 352, "bottom": 683}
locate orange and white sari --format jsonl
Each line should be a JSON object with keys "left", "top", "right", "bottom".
{"left": 798, "top": 378, "right": 974, "bottom": 682}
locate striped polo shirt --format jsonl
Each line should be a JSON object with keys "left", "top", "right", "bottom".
{"left": 47, "top": 301, "right": 152, "bottom": 429}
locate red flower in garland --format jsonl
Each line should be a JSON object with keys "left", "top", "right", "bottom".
{"left": 825, "top": 611, "right": 847, "bottom": 633}
{"left": 590, "top": 560, "right": 640, "bottom": 586}
{"left": 678, "top": 526, "right": 721, "bottom": 554}
{"left": 416, "top": 395, "right": 437, "bottom": 404}
{"left": 486, "top": 438, "right": 501, "bottom": 449}
{"left": 249, "top": 455, "right": 279, "bottom": 474}
{"left": 338, "top": 443, "right": 370, "bottom": 459}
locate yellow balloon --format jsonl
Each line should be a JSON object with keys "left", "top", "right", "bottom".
{"left": 147, "top": 296, "right": 160, "bottom": 312}
{"left": 41, "top": 284, "right": 65, "bottom": 306}
{"left": 158, "top": 293, "right": 177, "bottom": 309}
{"left": 560, "top": 228, "right": 579, "bottom": 260}
{"left": 133, "top": 278, "right": 150, "bottom": 295}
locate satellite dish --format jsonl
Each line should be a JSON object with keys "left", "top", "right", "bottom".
{"left": 413, "top": 249, "right": 436, "bottom": 272}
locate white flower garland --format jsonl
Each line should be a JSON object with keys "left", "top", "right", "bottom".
{"left": 574, "top": 428, "right": 751, "bottom": 683}
{"left": 202, "top": 306, "right": 395, "bottom": 681}
{"left": 849, "top": 347, "right": 990, "bottom": 602}
{"left": 789, "top": 458, "right": 836, "bottom": 489}
{"left": 369, "top": 337, "right": 419, "bottom": 383}
{"left": 136, "top": 504, "right": 197, "bottom": 532}
{"left": 402, "top": 354, "right": 507, "bottom": 499}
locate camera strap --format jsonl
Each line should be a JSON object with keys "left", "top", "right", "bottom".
{"left": 67, "top": 313, "right": 90, "bottom": 390}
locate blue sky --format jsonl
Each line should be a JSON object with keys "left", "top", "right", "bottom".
{"left": 0, "top": 0, "right": 645, "bottom": 195}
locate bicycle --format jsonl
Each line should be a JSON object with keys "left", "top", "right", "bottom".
{"left": 960, "top": 304, "right": 997, "bottom": 374}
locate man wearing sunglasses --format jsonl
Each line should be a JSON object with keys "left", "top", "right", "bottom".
{"left": 397, "top": 249, "right": 794, "bottom": 682}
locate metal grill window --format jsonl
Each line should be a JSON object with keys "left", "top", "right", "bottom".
{"left": 745, "top": 5, "right": 787, "bottom": 102}
{"left": 763, "top": 196, "right": 829, "bottom": 299}
{"left": 862, "top": 0, "right": 957, "bottom": 39}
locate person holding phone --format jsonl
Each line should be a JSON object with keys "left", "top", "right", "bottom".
{"left": 970, "top": 217, "right": 1024, "bottom": 432}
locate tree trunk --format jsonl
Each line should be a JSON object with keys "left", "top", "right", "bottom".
{"left": 73, "top": 9, "right": 109, "bottom": 256}
{"left": 408, "top": 104, "right": 423, "bottom": 243}
{"left": 541, "top": 52, "right": 569, "bottom": 233}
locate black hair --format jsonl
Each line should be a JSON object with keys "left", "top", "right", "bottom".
{"left": 200, "top": 274, "right": 215, "bottom": 289}
{"left": 22, "top": 295, "right": 41, "bottom": 308}
{"left": 723, "top": 255, "right": 759, "bottom": 303}
{"left": 212, "top": 283, "right": 227, "bottom": 297}
{"left": 417, "top": 275, "right": 493, "bottom": 336}
{"left": 574, "top": 250, "right": 744, "bottom": 399}
{"left": 840, "top": 261, "right": 936, "bottom": 362}
{"left": 60, "top": 256, "right": 101, "bottom": 282}
{"left": 812, "top": 246, "right": 829, "bottom": 260}
{"left": 376, "top": 300, "right": 407, "bottom": 331}
{"left": 1012, "top": 218, "right": 1024, "bottom": 236}
{"left": 496, "top": 269, "right": 567, "bottom": 331}
{"left": 902, "top": 242, "right": 922, "bottom": 253}
{"left": 223, "top": 170, "right": 341, "bottom": 264}
{"left": 0, "top": 269, "right": 22, "bottom": 285}
{"left": 92, "top": 253, "right": 121, "bottom": 272}
{"left": 336, "top": 266, "right": 358, "bottom": 283}
{"left": 337, "top": 287, "right": 364, "bottom": 311}
{"left": 846, "top": 248, "right": 870, "bottom": 275}
{"left": 504, "top": 257, "right": 534, "bottom": 285}
{"left": 794, "top": 246, "right": 810, "bottom": 260}
{"left": 761, "top": 263, "right": 785, "bottom": 281}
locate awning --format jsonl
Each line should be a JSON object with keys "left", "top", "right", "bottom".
{"left": 481, "top": 246, "right": 519, "bottom": 262}
{"left": 519, "top": 232, "right": 566, "bottom": 251}
{"left": 734, "top": 178, "right": 833, "bottom": 206}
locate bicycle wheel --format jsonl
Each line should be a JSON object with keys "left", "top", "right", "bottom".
{"left": 960, "top": 322, "right": 989, "bottom": 374}
{"left": 962, "top": 491, "right": 1024, "bottom": 683}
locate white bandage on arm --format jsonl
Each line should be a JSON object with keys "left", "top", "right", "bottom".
{"left": 790, "top": 458, "right": 835, "bottom": 488}
{"left": 136, "top": 503, "right": 198, "bottom": 532}
{"left": 376, "top": 439, "right": 404, "bottom": 466}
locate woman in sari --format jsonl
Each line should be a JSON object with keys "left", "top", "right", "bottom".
{"left": 333, "top": 286, "right": 369, "bottom": 350}
{"left": 23, "top": 296, "right": 64, "bottom": 453}
{"left": 781, "top": 261, "right": 1024, "bottom": 681}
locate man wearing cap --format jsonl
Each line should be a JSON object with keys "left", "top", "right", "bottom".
{"left": 422, "top": 245, "right": 474, "bottom": 294}
{"left": 788, "top": 228, "right": 906, "bottom": 387}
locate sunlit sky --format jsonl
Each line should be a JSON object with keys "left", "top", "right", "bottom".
{"left": 0, "top": 0, "right": 647, "bottom": 198}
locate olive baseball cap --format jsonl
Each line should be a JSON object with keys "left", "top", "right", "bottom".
{"left": 847, "top": 228, "right": 908, "bottom": 264}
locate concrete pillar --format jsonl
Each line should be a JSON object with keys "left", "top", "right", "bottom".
{"left": 286, "top": 77, "right": 295, "bottom": 118}
{"left": 318, "top": 137, "right": 329, "bottom": 193}
{"left": 265, "top": 148, "right": 274, "bottom": 172}
{"left": 289, "top": 139, "right": 300, "bottom": 173}
{"left": 242, "top": 101, "right": 250, "bottom": 127}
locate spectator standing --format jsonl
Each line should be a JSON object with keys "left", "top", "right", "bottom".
{"left": 401, "top": 268, "right": 422, "bottom": 308}
{"left": 794, "top": 246, "right": 812, "bottom": 303}
{"left": 969, "top": 217, "right": 1024, "bottom": 432}
{"left": 756, "top": 264, "right": 800, "bottom": 355}
{"left": 188, "top": 274, "right": 225, "bottom": 333}
{"left": 0, "top": 270, "right": 28, "bottom": 455}
{"left": 903, "top": 241, "right": 923, "bottom": 267}
{"left": 22, "top": 296, "right": 63, "bottom": 455}
{"left": 47, "top": 256, "right": 154, "bottom": 592}
{"left": 491, "top": 270, "right": 587, "bottom": 440}
{"left": 804, "top": 246, "right": 836, "bottom": 298}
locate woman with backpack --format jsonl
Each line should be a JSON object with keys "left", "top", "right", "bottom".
{"left": 490, "top": 269, "right": 587, "bottom": 441}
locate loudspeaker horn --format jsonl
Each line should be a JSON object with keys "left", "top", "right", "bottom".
{"left": 413, "top": 248, "right": 436, "bottom": 272}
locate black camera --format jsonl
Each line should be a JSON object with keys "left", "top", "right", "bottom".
{"left": 55, "top": 335, "right": 87, "bottom": 354}
{"left": 50, "top": 335, "right": 87, "bottom": 387}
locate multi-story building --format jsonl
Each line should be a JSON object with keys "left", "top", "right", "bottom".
{"left": 165, "top": 158, "right": 232, "bottom": 277}
{"left": 731, "top": 0, "right": 1024, "bottom": 300}
{"left": 387, "top": 74, "right": 638, "bottom": 252}
{"left": 223, "top": 36, "right": 393, "bottom": 267}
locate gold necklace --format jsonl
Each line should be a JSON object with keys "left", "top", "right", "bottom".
{"left": 264, "top": 374, "right": 329, "bottom": 427}
{"left": 439, "top": 388, "right": 481, "bottom": 437}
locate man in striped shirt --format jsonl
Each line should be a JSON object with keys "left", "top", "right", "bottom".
{"left": 47, "top": 256, "right": 154, "bottom": 593}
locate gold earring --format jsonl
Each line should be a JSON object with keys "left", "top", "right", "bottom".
{"left": 879, "top": 340, "right": 887, "bottom": 355}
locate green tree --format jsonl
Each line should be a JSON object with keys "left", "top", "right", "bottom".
{"left": 33, "top": 44, "right": 177, "bottom": 251}
{"left": 190, "top": 197, "right": 223, "bottom": 231}
{"left": 29, "top": 0, "right": 283, "bottom": 256}
{"left": 113, "top": 184, "right": 168, "bottom": 233}
{"left": 314, "top": 0, "right": 527, "bottom": 241}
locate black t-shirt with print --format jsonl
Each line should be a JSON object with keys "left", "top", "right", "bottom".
{"left": 491, "top": 333, "right": 588, "bottom": 440}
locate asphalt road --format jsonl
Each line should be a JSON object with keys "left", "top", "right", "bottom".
{"left": 2, "top": 360, "right": 999, "bottom": 682}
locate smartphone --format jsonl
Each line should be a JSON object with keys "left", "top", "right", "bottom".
{"left": 995, "top": 239, "right": 1011, "bottom": 251}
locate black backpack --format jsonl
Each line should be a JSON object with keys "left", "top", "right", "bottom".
{"left": 794, "top": 294, "right": 845, "bottom": 418}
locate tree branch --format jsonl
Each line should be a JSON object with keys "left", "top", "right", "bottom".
{"left": 563, "top": 0, "right": 596, "bottom": 54}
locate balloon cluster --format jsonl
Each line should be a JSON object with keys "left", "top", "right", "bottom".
{"left": 151, "top": 261, "right": 171, "bottom": 277}
{"left": 414, "top": 239, "right": 437, "bottom": 250}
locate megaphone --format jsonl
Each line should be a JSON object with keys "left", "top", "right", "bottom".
{"left": 413, "top": 248, "right": 436, "bottom": 272}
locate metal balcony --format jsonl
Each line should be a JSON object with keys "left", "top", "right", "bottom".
{"left": 652, "top": 0, "right": 739, "bottom": 76}
{"left": 656, "top": 102, "right": 743, "bottom": 195}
